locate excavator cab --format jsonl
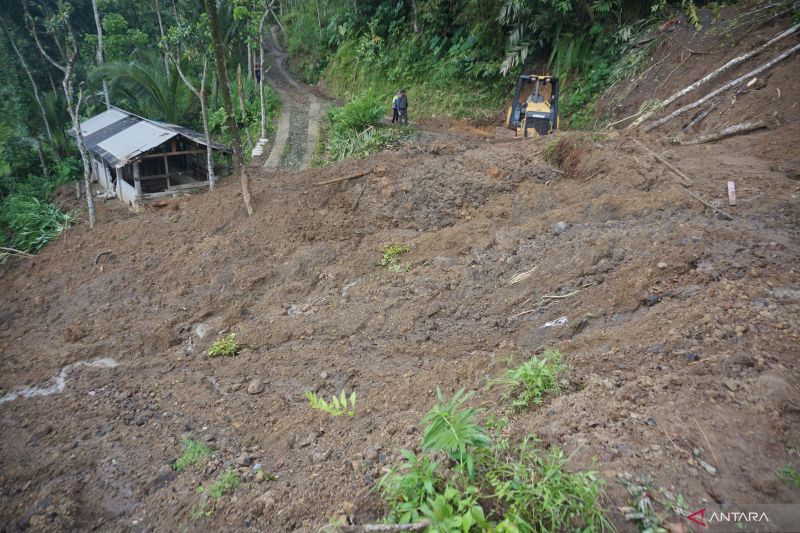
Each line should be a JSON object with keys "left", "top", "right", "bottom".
{"left": 505, "top": 75, "right": 559, "bottom": 138}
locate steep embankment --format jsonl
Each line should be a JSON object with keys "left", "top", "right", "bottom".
{"left": 1, "top": 14, "right": 799, "bottom": 533}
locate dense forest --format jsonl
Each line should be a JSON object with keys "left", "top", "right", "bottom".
{"left": 0, "top": 0, "right": 744, "bottom": 255}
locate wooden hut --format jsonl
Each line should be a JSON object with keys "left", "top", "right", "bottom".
{"left": 71, "top": 107, "right": 232, "bottom": 205}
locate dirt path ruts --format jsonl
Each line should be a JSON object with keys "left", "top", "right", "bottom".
{"left": 262, "top": 27, "right": 329, "bottom": 170}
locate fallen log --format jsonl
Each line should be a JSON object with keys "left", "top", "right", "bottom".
{"left": 312, "top": 170, "right": 371, "bottom": 187}
{"left": 681, "top": 120, "right": 767, "bottom": 145}
{"left": 633, "top": 140, "right": 693, "bottom": 186}
{"left": 644, "top": 42, "right": 800, "bottom": 132}
{"left": 629, "top": 24, "right": 799, "bottom": 128}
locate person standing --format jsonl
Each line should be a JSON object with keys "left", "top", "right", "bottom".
{"left": 391, "top": 91, "right": 400, "bottom": 124}
{"left": 397, "top": 89, "right": 408, "bottom": 125}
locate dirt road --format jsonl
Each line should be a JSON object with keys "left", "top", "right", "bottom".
{"left": 261, "top": 27, "right": 328, "bottom": 170}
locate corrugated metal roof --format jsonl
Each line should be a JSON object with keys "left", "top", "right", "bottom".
{"left": 72, "top": 107, "right": 232, "bottom": 168}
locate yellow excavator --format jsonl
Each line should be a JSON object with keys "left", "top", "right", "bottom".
{"left": 505, "top": 74, "right": 560, "bottom": 138}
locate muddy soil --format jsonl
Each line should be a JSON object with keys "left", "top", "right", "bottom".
{"left": 1, "top": 12, "right": 799, "bottom": 533}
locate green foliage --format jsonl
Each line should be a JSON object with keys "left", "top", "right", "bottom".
{"left": 305, "top": 389, "right": 357, "bottom": 417}
{"left": 320, "top": 92, "right": 413, "bottom": 163}
{"left": 377, "top": 389, "right": 612, "bottom": 531}
{"left": 493, "top": 349, "right": 565, "bottom": 409}
{"left": 0, "top": 195, "right": 77, "bottom": 253}
{"left": 207, "top": 333, "right": 240, "bottom": 357}
{"left": 174, "top": 439, "right": 214, "bottom": 471}
{"left": 421, "top": 388, "right": 490, "bottom": 478}
{"left": 209, "top": 468, "right": 241, "bottom": 499}
{"left": 327, "top": 92, "right": 384, "bottom": 138}
{"left": 488, "top": 438, "right": 611, "bottom": 532}
{"left": 379, "top": 243, "right": 411, "bottom": 272}
{"left": 778, "top": 464, "right": 800, "bottom": 487}
{"left": 378, "top": 450, "right": 442, "bottom": 524}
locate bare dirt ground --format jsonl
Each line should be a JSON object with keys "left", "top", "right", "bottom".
{"left": 1, "top": 11, "right": 799, "bottom": 533}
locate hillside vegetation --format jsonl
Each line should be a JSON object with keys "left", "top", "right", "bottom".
{"left": 281, "top": 0, "right": 706, "bottom": 123}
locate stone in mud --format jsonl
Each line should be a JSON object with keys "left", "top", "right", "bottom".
{"left": 552, "top": 221, "right": 569, "bottom": 235}
{"left": 247, "top": 378, "right": 265, "bottom": 395}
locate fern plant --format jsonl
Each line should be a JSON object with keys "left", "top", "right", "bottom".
{"left": 421, "top": 388, "right": 490, "bottom": 479}
{"left": 305, "top": 389, "right": 357, "bottom": 416}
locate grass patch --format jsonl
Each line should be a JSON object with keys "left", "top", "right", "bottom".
{"left": 377, "top": 388, "right": 612, "bottom": 531}
{"left": 174, "top": 439, "right": 214, "bottom": 471}
{"left": 778, "top": 464, "right": 800, "bottom": 487}
{"left": 493, "top": 349, "right": 565, "bottom": 409}
{"left": 207, "top": 333, "right": 240, "bottom": 357}
{"left": 189, "top": 468, "right": 242, "bottom": 521}
{"left": 379, "top": 243, "right": 411, "bottom": 272}
{"left": 209, "top": 468, "right": 241, "bottom": 499}
{"left": 305, "top": 389, "right": 357, "bottom": 417}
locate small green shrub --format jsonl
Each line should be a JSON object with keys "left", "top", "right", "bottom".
{"left": 305, "top": 389, "right": 357, "bottom": 417}
{"left": 488, "top": 437, "right": 611, "bottom": 532}
{"left": 209, "top": 468, "right": 240, "bottom": 499}
{"left": 379, "top": 243, "right": 411, "bottom": 272}
{"left": 174, "top": 439, "right": 214, "bottom": 471}
{"left": 778, "top": 465, "right": 800, "bottom": 487}
{"left": 421, "top": 388, "right": 490, "bottom": 479}
{"left": 377, "top": 390, "right": 611, "bottom": 531}
{"left": 208, "top": 333, "right": 240, "bottom": 357}
{"left": 493, "top": 349, "right": 565, "bottom": 409}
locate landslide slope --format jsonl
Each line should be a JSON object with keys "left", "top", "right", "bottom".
{"left": 1, "top": 15, "right": 799, "bottom": 533}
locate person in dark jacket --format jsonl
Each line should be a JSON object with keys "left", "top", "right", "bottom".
{"left": 397, "top": 89, "right": 408, "bottom": 125}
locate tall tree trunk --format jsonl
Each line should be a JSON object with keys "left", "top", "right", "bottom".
{"left": 236, "top": 63, "right": 254, "bottom": 149}
{"left": 259, "top": 9, "right": 268, "bottom": 139}
{"left": 69, "top": 85, "right": 96, "bottom": 228}
{"left": 205, "top": 0, "right": 253, "bottom": 215}
{"left": 0, "top": 15, "right": 54, "bottom": 145}
{"left": 247, "top": 46, "right": 252, "bottom": 80}
{"left": 154, "top": 0, "right": 170, "bottom": 76}
{"left": 91, "top": 0, "right": 111, "bottom": 109}
{"left": 199, "top": 61, "right": 216, "bottom": 191}
{"left": 37, "top": 141, "right": 49, "bottom": 178}
{"left": 25, "top": 2, "right": 95, "bottom": 226}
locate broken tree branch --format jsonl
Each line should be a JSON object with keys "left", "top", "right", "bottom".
{"left": 94, "top": 250, "right": 112, "bottom": 265}
{"left": 681, "top": 120, "right": 767, "bottom": 145}
{"left": 685, "top": 189, "right": 734, "bottom": 220}
{"left": 633, "top": 141, "right": 734, "bottom": 219}
{"left": 681, "top": 103, "right": 717, "bottom": 133}
{"left": 350, "top": 180, "right": 367, "bottom": 210}
{"left": 633, "top": 140, "right": 693, "bottom": 186}
{"left": 0, "top": 246, "right": 35, "bottom": 257}
{"left": 644, "top": 42, "right": 800, "bottom": 132}
{"left": 313, "top": 170, "right": 371, "bottom": 187}
{"left": 513, "top": 289, "right": 581, "bottom": 318}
